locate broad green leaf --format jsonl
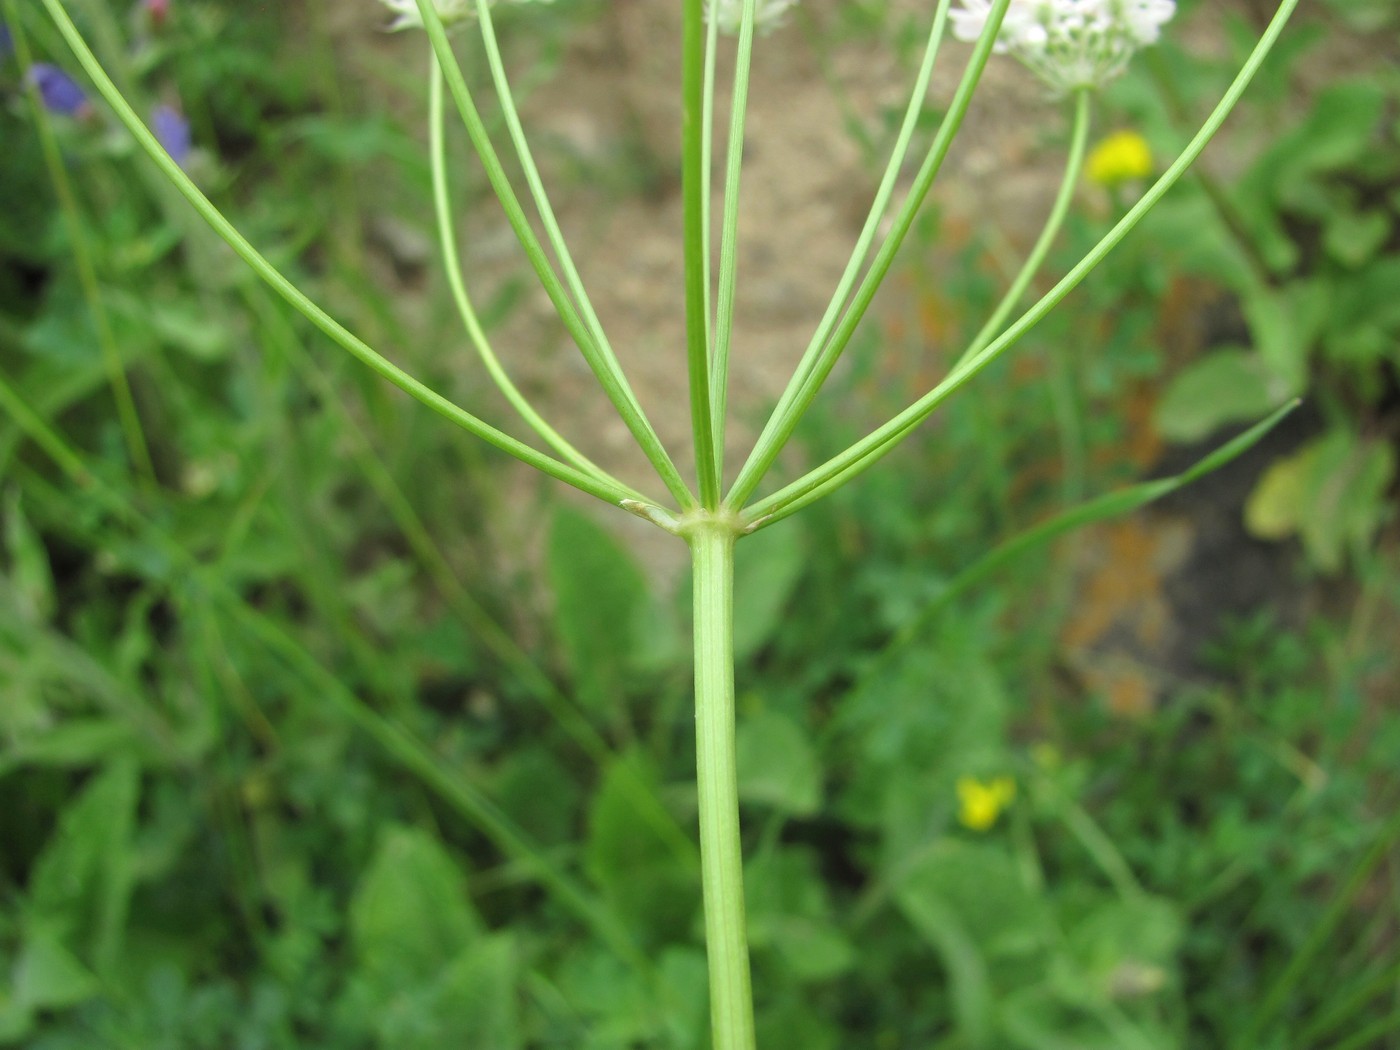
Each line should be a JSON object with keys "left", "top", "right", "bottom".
{"left": 492, "top": 747, "right": 582, "bottom": 848}
{"left": 1000, "top": 986, "right": 1167, "bottom": 1050}
{"left": 548, "top": 507, "right": 649, "bottom": 719}
{"left": 349, "top": 824, "right": 482, "bottom": 985}
{"left": 584, "top": 752, "right": 695, "bottom": 946}
{"left": 1323, "top": 207, "right": 1392, "bottom": 269}
{"left": 657, "top": 947, "right": 709, "bottom": 1050}
{"left": 895, "top": 839, "right": 1047, "bottom": 962}
{"left": 1247, "top": 432, "right": 1396, "bottom": 572}
{"left": 754, "top": 995, "right": 841, "bottom": 1050}
{"left": 371, "top": 933, "right": 521, "bottom": 1050}
{"left": 895, "top": 840, "right": 1049, "bottom": 1047}
{"left": 2, "top": 491, "right": 55, "bottom": 625}
{"left": 13, "top": 924, "right": 100, "bottom": 1011}
{"left": 0, "top": 719, "right": 140, "bottom": 778}
{"left": 745, "top": 847, "right": 854, "bottom": 983}
{"left": 736, "top": 710, "right": 821, "bottom": 816}
{"left": 1153, "top": 348, "right": 1284, "bottom": 443}
{"left": 1245, "top": 449, "right": 1310, "bottom": 540}
{"left": 1241, "top": 280, "right": 1324, "bottom": 394}
{"left": 27, "top": 759, "right": 140, "bottom": 969}
{"left": 1057, "top": 895, "right": 1181, "bottom": 1005}
{"left": 731, "top": 525, "right": 806, "bottom": 663}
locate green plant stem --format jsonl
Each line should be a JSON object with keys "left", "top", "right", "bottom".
{"left": 953, "top": 87, "right": 1093, "bottom": 369}
{"left": 772, "top": 0, "right": 953, "bottom": 401}
{"left": 740, "top": 0, "right": 1301, "bottom": 532}
{"left": 683, "top": 0, "right": 722, "bottom": 508}
{"left": 39, "top": 0, "right": 649, "bottom": 513}
{"left": 708, "top": 0, "right": 759, "bottom": 480}
{"left": 702, "top": 15, "right": 720, "bottom": 362}
{"left": 238, "top": 285, "right": 694, "bottom": 862}
{"left": 428, "top": 63, "right": 643, "bottom": 498}
{"left": 689, "top": 519, "right": 755, "bottom": 1049}
{"left": 5, "top": 0, "right": 155, "bottom": 483}
{"left": 726, "top": 0, "right": 994, "bottom": 509}
{"left": 415, "top": 0, "right": 694, "bottom": 511}
{"left": 472, "top": 0, "right": 668, "bottom": 493}
{"left": 1144, "top": 48, "right": 1278, "bottom": 286}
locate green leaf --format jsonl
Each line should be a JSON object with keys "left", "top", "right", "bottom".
{"left": 754, "top": 995, "right": 842, "bottom": 1050}
{"left": 27, "top": 759, "right": 140, "bottom": 969}
{"left": 355, "top": 933, "right": 522, "bottom": 1050}
{"left": 584, "top": 752, "right": 696, "bottom": 946}
{"left": 1154, "top": 348, "right": 1286, "bottom": 443}
{"left": 438, "top": 934, "right": 521, "bottom": 1049}
{"left": 13, "top": 924, "right": 101, "bottom": 1012}
{"left": 548, "top": 507, "right": 649, "bottom": 719}
{"left": 745, "top": 847, "right": 854, "bottom": 983}
{"left": 1058, "top": 895, "right": 1181, "bottom": 1005}
{"left": 736, "top": 710, "right": 821, "bottom": 816}
{"left": 731, "top": 525, "right": 806, "bottom": 663}
{"left": 1323, "top": 207, "right": 1392, "bottom": 269}
{"left": 1241, "top": 280, "right": 1324, "bottom": 394}
{"left": 1246, "top": 431, "right": 1396, "bottom": 572}
{"left": 2, "top": 491, "right": 55, "bottom": 625}
{"left": 895, "top": 840, "right": 1050, "bottom": 1048}
{"left": 0, "top": 719, "right": 140, "bottom": 778}
{"left": 895, "top": 839, "right": 1048, "bottom": 962}
{"left": 349, "top": 824, "right": 482, "bottom": 986}
{"left": 492, "top": 747, "right": 582, "bottom": 848}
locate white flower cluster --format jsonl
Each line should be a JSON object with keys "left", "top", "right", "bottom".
{"left": 380, "top": 0, "right": 552, "bottom": 32}
{"left": 705, "top": 0, "right": 800, "bottom": 36}
{"left": 951, "top": 0, "right": 1176, "bottom": 93}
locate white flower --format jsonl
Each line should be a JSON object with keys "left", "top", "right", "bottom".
{"left": 380, "top": 0, "right": 553, "bottom": 31}
{"left": 705, "top": 0, "right": 800, "bottom": 36}
{"left": 951, "top": 0, "right": 1176, "bottom": 93}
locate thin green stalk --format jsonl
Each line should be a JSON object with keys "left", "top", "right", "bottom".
{"left": 5, "top": 0, "right": 154, "bottom": 483}
{"left": 708, "top": 0, "right": 759, "bottom": 480}
{"left": 39, "top": 0, "right": 647, "bottom": 512}
{"left": 702, "top": 14, "right": 720, "bottom": 363}
{"left": 683, "top": 0, "right": 721, "bottom": 508}
{"left": 240, "top": 285, "right": 696, "bottom": 864}
{"left": 413, "top": 0, "right": 695, "bottom": 510}
{"left": 741, "top": 0, "right": 1302, "bottom": 532}
{"left": 953, "top": 87, "right": 1093, "bottom": 369}
{"left": 471, "top": 0, "right": 652, "bottom": 431}
{"left": 726, "top": 0, "right": 993, "bottom": 509}
{"left": 736, "top": 0, "right": 952, "bottom": 485}
{"left": 689, "top": 519, "right": 755, "bottom": 1050}
{"left": 428, "top": 63, "right": 642, "bottom": 497}
{"left": 1145, "top": 48, "right": 1278, "bottom": 286}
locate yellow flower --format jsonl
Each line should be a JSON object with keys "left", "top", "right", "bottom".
{"left": 956, "top": 775, "right": 1016, "bottom": 832}
{"left": 1087, "top": 130, "right": 1154, "bottom": 187}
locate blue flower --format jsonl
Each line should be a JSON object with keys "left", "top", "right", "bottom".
{"left": 28, "top": 63, "right": 91, "bottom": 117}
{"left": 152, "top": 104, "right": 191, "bottom": 168}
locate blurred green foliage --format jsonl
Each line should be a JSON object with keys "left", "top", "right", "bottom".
{"left": 1, "top": 1, "right": 1397, "bottom": 1048}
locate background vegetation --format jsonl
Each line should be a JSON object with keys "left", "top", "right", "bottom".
{"left": 1, "top": 0, "right": 1398, "bottom": 1047}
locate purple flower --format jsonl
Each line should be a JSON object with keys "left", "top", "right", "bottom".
{"left": 1, "top": 22, "right": 13, "bottom": 61}
{"left": 152, "top": 103, "right": 191, "bottom": 168}
{"left": 28, "top": 63, "right": 91, "bottom": 117}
